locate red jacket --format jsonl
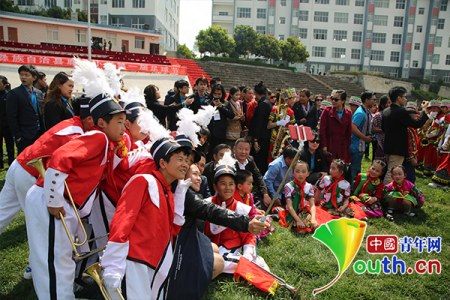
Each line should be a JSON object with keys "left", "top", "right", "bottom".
{"left": 319, "top": 106, "right": 352, "bottom": 163}
{"left": 17, "top": 116, "right": 85, "bottom": 177}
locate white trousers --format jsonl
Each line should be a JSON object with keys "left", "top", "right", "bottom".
{"left": 89, "top": 191, "right": 116, "bottom": 251}
{"left": 0, "top": 160, "right": 35, "bottom": 233}
{"left": 25, "top": 185, "right": 80, "bottom": 300}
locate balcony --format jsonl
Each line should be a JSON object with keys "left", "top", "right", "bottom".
{"left": 213, "top": 0, "right": 234, "bottom": 4}
{"left": 212, "top": 15, "right": 233, "bottom": 23}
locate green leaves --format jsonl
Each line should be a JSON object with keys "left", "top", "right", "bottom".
{"left": 280, "top": 36, "right": 310, "bottom": 64}
{"left": 195, "top": 25, "right": 236, "bottom": 56}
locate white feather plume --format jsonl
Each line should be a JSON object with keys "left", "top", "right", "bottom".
{"left": 137, "top": 109, "right": 170, "bottom": 141}
{"left": 194, "top": 105, "right": 217, "bottom": 127}
{"left": 121, "top": 87, "right": 146, "bottom": 108}
{"left": 176, "top": 108, "right": 201, "bottom": 146}
{"left": 103, "top": 62, "right": 123, "bottom": 97}
{"left": 72, "top": 58, "right": 113, "bottom": 98}
{"left": 217, "top": 151, "right": 236, "bottom": 168}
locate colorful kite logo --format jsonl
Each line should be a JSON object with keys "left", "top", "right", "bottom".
{"left": 312, "top": 218, "right": 367, "bottom": 295}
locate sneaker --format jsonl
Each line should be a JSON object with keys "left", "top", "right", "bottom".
{"left": 428, "top": 182, "right": 444, "bottom": 189}
{"left": 23, "top": 266, "right": 32, "bottom": 280}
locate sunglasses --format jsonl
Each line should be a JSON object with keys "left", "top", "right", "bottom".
{"left": 330, "top": 97, "right": 340, "bottom": 101}
{"left": 311, "top": 139, "right": 320, "bottom": 143}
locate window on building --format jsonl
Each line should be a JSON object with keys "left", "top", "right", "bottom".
{"left": 268, "top": 24, "right": 275, "bottom": 35}
{"left": 131, "top": 17, "right": 145, "bottom": 29}
{"left": 334, "top": 12, "right": 348, "bottom": 23}
{"left": 314, "top": 11, "right": 329, "bottom": 22}
{"left": 441, "top": 0, "right": 448, "bottom": 11}
{"left": 101, "top": 0, "right": 107, "bottom": 4}
{"left": 280, "top": 17, "right": 286, "bottom": 24}
{"left": 390, "top": 51, "right": 400, "bottom": 62}
{"left": 312, "top": 46, "right": 326, "bottom": 57}
{"left": 298, "top": 10, "right": 308, "bottom": 21}
{"left": 106, "top": 33, "right": 117, "bottom": 46}
{"left": 394, "top": 16, "right": 403, "bottom": 27}
{"left": 18, "top": 0, "right": 34, "bottom": 4}
{"left": 435, "top": 36, "right": 442, "bottom": 47}
{"left": 135, "top": 36, "right": 145, "bottom": 49}
{"left": 372, "top": 32, "right": 386, "bottom": 43}
{"left": 100, "top": 15, "right": 107, "bottom": 24}
{"left": 432, "top": 54, "right": 440, "bottom": 64}
{"left": 257, "top": 8, "right": 266, "bottom": 19}
{"left": 355, "top": 0, "right": 364, "bottom": 6}
{"left": 45, "top": 0, "right": 56, "bottom": 6}
{"left": 279, "top": 35, "right": 285, "bottom": 40}
{"left": 437, "top": 19, "right": 445, "bottom": 29}
{"left": 75, "top": 29, "right": 86, "bottom": 43}
{"left": 396, "top": 0, "right": 405, "bottom": 9}
{"left": 132, "top": 0, "right": 145, "bottom": 8}
{"left": 313, "top": 29, "right": 328, "bottom": 39}
{"left": 315, "top": 0, "right": 330, "bottom": 4}
{"left": 332, "top": 47, "right": 346, "bottom": 58}
{"left": 412, "top": 60, "right": 419, "bottom": 67}
{"left": 336, "top": 0, "right": 349, "bottom": 5}
{"left": 414, "top": 43, "right": 420, "bottom": 50}
{"left": 281, "top": 0, "right": 287, "bottom": 6}
{"left": 373, "top": 15, "right": 388, "bottom": 26}
{"left": 416, "top": 25, "right": 423, "bottom": 32}
{"left": 112, "top": 0, "right": 124, "bottom": 8}
{"left": 300, "top": 0, "right": 309, "bottom": 3}
{"left": 218, "top": 12, "right": 229, "bottom": 16}
{"left": 371, "top": 50, "right": 384, "bottom": 61}
{"left": 110, "top": 16, "right": 124, "bottom": 27}
{"left": 333, "top": 30, "right": 347, "bottom": 41}
{"left": 444, "top": 73, "right": 450, "bottom": 83}
{"left": 64, "top": 0, "right": 72, "bottom": 7}
{"left": 298, "top": 28, "right": 307, "bottom": 39}
{"left": 354, "top": 13, "right": 363, "bottom": 24}
{"left": 392, "top": 33, "right": 402, "bottom": 45}
{"left": 351, "top": 49, "right": 361, "bottom": 59}
{"left": 256, "top": 26, "right": 266, "bottom": 34}
{"left": 46, "top": 26, "right": 59, "bottom": 41}
{"left": 237, "top": 8, "right": 251, "bottom": 18}
{"left": 374, "top": 0, "right": 389, "bottom": 8}
{"left": 446, "top": 55, "right": 450, "bottom": 65}
{"left": 418, "top": 7, "right": 425, "bottom": 14}
{"left": 74, "top": 0, "right": 80, "bottom": 4}
{"left": 352, "top": 31, "right": 362, "bottom": 42}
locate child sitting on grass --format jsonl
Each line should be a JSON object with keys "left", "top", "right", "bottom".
{"left": 350, "top": 160, "right": 386, "bottom": 218}
{"left": 280, "top": 160, "right": 333, "bottom": 233}
{"left": 384, "top": 165, "right": 425, "bottom": 221}
{"left": 315, "top": 159, "right": 366, "bottom": 219}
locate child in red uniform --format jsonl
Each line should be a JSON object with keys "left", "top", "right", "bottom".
{"left": 233, "top": 169, "right": 264, "bottom": 218}
{"left": 101, "top": 137, "right": 191, "bottom": 300}
{"left": 24, "top": 92, "right": 125, "bottom": 299}
{"left": 205, "top": 153, "right": 269, "bottom": 274}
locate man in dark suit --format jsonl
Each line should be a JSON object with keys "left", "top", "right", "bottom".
{"left": 293, "top": 88, "right": 319, "bottom": 129}
{"left": 382, "top": 86, "right": 428, "bottom": 183}
{"left": 6, "top": 65, "right": 44, "bottom": 154}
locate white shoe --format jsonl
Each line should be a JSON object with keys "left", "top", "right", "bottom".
{"left": 428, "top": 182, "right": 444, "bottom": 189}
{"left": 23, "top": 266, "right": 32, "bottom": 280}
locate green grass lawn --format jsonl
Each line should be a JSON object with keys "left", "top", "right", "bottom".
{"left": 0, "top": 158, "right": 449, "bottom": 300}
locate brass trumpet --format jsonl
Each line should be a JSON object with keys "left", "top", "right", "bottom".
{"left": 27, "top": 157, "right": 106, "bottom": 261}
{"left": 83, "top": 262, "right": 124, "bottom": 300}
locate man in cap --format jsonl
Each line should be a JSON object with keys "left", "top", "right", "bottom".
{"left": 24, "top": 93, "right": 125, "bottom": 299}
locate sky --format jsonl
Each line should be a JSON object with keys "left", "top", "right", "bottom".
{"left": 179, "top": 0, "right": 212, "bottom": 50}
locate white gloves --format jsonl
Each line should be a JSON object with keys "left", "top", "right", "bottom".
{"left": 173, "top": 179, "right": 192, "bottom": 226}
{"left": 276, "top": 116, "right": 290, "bottom": 127}
{"left": 103, "top": 273, "right": 122, "bottom": 289}
{"left": 429, "top": 111, "right": 438, "bottom": 119}
{"left": 242, "top": 245, "right": 256, "bottom": 262}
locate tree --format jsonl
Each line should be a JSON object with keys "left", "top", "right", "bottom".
{"left": 195, "top": 25, "right": 235, "bottom": 56}
{"left": 177, "top": 44, "right": 195, "bottom": 59}
{"left": 233, "top": 25, "right": 257, "bottom": 57}
{"left": 254, "top": 34, "right": 282, "bottom": 61}
{"left": 280, "top": 36, "right": 309, "bottom": 65}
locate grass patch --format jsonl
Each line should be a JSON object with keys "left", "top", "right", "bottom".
{"left": 0, "top": 157, "right": 448, "bottom": 300}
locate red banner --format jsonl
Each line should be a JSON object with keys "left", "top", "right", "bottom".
{"left": 0, "top": 52, "right": 187, "bottom": 75}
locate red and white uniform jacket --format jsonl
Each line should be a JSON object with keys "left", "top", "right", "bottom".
{"left": 205, "top": 195, "right": 256, "bottom": 250}
{"left": 16, "top": 116, "right": 85, "bottom": 177}
{"left": 40, "top": 129, "right": 112, "bottom": 218}
{"left": 101, "top": 165, "right": 183, "bottom": 299}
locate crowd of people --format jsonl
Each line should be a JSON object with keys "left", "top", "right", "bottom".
{"left": 0, "top": 61, "right": 448, "bottom": 299}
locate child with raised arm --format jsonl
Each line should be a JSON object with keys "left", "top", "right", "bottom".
{"left": 384, "top": 165, "right": 425, "bottom": 221}
{"left": 350, "top": 160, "right": 386, "bottom": 218}
{"left": 315, "top": 159, "right": 366, "bottom": 219}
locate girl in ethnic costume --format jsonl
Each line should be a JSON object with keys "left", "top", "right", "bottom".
{"left": 278, "top": 160, "right": 333, "bottom": 233}
{"left": 315, "top": 159, "right": 366, "bottom": 219}
{"left": 350, "top": 160, "right": 386, "bottom": 218}
{"left": 384, "top": 165, "right": 425, "bottom": 221}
